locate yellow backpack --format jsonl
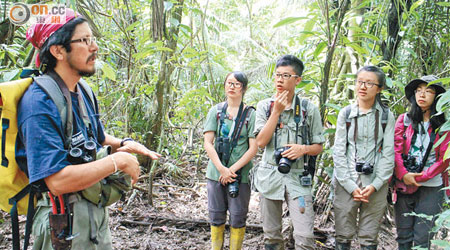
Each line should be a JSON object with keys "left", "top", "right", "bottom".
{"left": 0, "top": 78, "right": 34, "bottom": 215}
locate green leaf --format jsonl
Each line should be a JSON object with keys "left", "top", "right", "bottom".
{"left": 1, "top": 69, "right": 20, "bottom": 81}
{"left": 324, "top": 128, "right": 336, "bottom": 136}
{"left": 432, "top": 132, "right": 448, "bottom": 151}
{"left": 430, "top": 240, "right": 450, "bottom": 247}
{"left": 436, "top": 90, "right": 450, "bottom": 112}
{"left": 273, "top": 17, "right": 308, "bottom": 28}
{"left": 313, "top": 41, "right": 327, "bottom": 59}
{"left": 325, "top": 103, "right": 342, "bottom": 112}
{"left": 444, "top": 142, "right": 450, "bottom": 160}
{"left": 410, "top": 0, "right": 425, "bottom": 12}
{"left": 352, "top": 33, "right": 380, "bottom": 41}
{"left": 346, "top": 42, "right": 368, "bottom": 55}
{"left": 102, "top": 62, "right": 116, "bottom": 81}
{"left": 440, "top": 120, "right": 450, "bottom": 132}
{"left": 327, "top": 114, "right": 337, "bottom": 126}
{"left": 437, "top": 2, "right": 450, "bottom": 7}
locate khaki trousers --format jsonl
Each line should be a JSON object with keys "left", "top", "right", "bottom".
{"left": 260, "top": 191, "right": 315, "bottom": 250}
{"left": 333, "top": 181, "right": 388, "bottom": 246}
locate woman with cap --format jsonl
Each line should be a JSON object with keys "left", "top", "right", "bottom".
{"left": 393, "top": 75, "right": 450, "bottom": 249}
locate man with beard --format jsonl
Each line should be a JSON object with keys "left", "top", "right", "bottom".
{"left": 17, "top": 9, "right": 160, "bottom": 249}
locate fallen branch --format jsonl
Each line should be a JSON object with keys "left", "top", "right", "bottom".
{"left": 120, "top": 216, "right": 264, "bottom": 232}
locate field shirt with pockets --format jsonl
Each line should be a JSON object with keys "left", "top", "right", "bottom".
{"left": 333, "top": 102, "right": 395, "bottom": 194}
{"left": 253, "top": 94, "right": 325, "bottom": 200}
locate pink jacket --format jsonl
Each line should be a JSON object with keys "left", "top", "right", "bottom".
{"left": 394, "top": 113, "right": 450, "bottom": 196}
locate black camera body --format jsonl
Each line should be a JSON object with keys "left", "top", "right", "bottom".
{"left": 68, "top": 139, "right": 97, "bottom": 164}
{"left": 215, "top": 137, "right": 231, "bottom": 164}
{"left": 274, "top": 146, "right": 296, "bottom": 174}
{"left": 402, "top": 154, "right": 422, "bottom": 173}
{"left": 355, "top": 162, "right": 373, "bottom": 175}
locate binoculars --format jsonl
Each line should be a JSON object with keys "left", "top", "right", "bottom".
{"left": 68, "top": 139, "right": 97, "bottom": 164}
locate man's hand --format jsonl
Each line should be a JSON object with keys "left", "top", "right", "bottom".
{"left": 282, "top": 144, "right": 307, "bottom": 160}
{"left": 403, "top": 172, "right": 423, "bottom": 186}
{"left": 273, "top": 90, "right": 289, "bottom": 114}
{"left": 113, "top": 152, "right": 140, "bottom": 184}
{"left": 117, "top": 140, "right": 161, "bottom": 160}
{"left": 352, "top": 188, "right": 369, "bottom": 203}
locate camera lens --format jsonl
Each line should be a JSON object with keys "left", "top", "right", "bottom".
{"left": 228, "top": 181, "right": 239, "bottom": 198}
{"left": 278, "top": 160, "right": 292, "bottom": 174}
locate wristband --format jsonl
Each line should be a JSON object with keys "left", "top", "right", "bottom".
{"left": 110, "top": 155, "right": 118, "bottom": 173}
{"left": 120, "top": 138, "right": 134, "bottom": 147}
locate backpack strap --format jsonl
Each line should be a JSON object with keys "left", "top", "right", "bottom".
{"left": 266, "top": 100, "right": 275, "bottom": 120}
{"left": 343, "top": 105, "right": 352, "bottom": 146}
{"left": 381, "top": 106, "right": 388, "bottom": 133}
{"left": 34, "top": 74, "right": 73, "bottom": 149}
{"left": 216, "top": 102, "right": 228, "bottom": 137}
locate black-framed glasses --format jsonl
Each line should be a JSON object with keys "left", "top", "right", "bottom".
{"left": 226, "top": 81, "right": 243, "bottom": 88}
{"left": 274, "top": 73, "right": 300, "bottom": 80}
{"left": 356, "top": 80, "right": 381, "bottom": 88}
{"left": 70, "top": 37, "right": 97, "bottom": 46}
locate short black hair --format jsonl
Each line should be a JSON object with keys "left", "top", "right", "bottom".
{"left": 39, "top": 17, "right": 87, "bottom": 73}
{"left": 356, "top": 65, "right": 387, "bottom": 107}
{"left": 356, "top": 65, "right": 386, "bottom": 88}
{"left": 275, "top": 55, "right": 304, "bottom": 76}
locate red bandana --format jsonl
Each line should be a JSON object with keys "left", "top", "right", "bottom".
{"left": 26, "top": 8, "right": 81, "bottom": 67}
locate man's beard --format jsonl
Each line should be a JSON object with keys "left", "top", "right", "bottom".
{"left": 68, "top": 53, "right": 97, "bottom": 77}
{"left": 78, "top": 69, "right": 95, "bottom": 77}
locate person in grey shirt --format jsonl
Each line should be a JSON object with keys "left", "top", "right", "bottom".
{"left": 332, "top": 66, "right": 395, "bottom": 250}
{"left": 253, "top": 55, "right": 324, "bottom": 250}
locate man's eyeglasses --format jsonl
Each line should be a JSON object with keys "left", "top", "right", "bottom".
{"left": 70, "top": 37, "right": 97, "bottom": 46}
{"left": 414, "top": 89, "right": 435, "bottom": 96}
{"left": 274, "top": 73, "right": 300, "bottom": 80}
{"left": 356, "top": 80, "right": 381, "bottom": 88}
{"left": 226, "top": 82, "right": 243, "bottom": 88}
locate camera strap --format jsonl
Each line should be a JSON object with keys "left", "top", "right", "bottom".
{"left": 416, "top": 123, "right": 436, "bottom": 170}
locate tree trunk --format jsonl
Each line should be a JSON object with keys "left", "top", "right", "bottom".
{"left": 319, "top": 0, "right": 350, "bottom": 122}
{"left": 381, "top": 0, "right": 412, "bottom": 64}
{"left": 147, "top": 0, "right": 185, "bottom": 205}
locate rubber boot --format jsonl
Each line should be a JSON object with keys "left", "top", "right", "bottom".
{"left": 264, "top": 242, "right": 284, "bottom": 250}
{"left": 335, "top": 242, "right": 351, "bottom": 250}
{"left": 210, "top": 224, "right": 225, "bottom": 250}
{"left": 229, "top": 226, "right": 245, "bottom": 250}
{"left": 398, "top": 242, "right": 412, "bottom": 250}
{"left": 361, "top": 245, "right": 377, "bottom": 250}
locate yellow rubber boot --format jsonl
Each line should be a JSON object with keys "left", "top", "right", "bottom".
{"left": 229, "top": 226, "right": 246, "bottom": 250}
{"left": 210, "top": 224, "right": 225, "bottom": 250}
